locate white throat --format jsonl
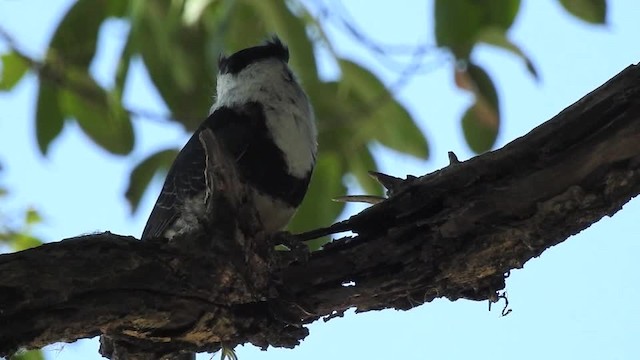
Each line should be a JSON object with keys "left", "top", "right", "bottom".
{"left": 211, "top": 59, "right": 317, "bottom": 178}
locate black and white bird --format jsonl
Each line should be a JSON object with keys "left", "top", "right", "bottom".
{"left": 141, "top": 37, "right": 317, "bottom": 241}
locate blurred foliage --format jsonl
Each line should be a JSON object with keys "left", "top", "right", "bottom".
{"left": 558, "top": 0, "right": 607, "bottom": 24}
{"left": 0, "top": 170, "right": 44, "bottom": 252}
{"left": 0, "top": 0, "right": 608, "bottom": 237}
{"left": 435, "top": 0, "right": 606, "bottom": 153}
{"left": 8, "top": 349, "right": 45, "bottom": 360}
{"left": 0, "top": 52, "right": 29, "bottom": 90}
{"left": 0, "top": 0, "right": 430, "bottom": 235}
{"left": 0, "top": 202, "right": 45, "bottom": 252}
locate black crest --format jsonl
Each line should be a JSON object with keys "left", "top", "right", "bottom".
{"left": 218, "top": 36, "right": 289, "bottom": 75}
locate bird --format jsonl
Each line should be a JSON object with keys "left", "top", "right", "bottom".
{"left": 140, "top": 36, "right": 317, "bottom": 241}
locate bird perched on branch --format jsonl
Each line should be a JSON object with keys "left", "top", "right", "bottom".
{"left": 141, "top": 37, "right": 317, "bottom": 241}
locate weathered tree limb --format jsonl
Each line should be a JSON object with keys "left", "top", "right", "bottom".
{"left": 2, "top": 63, "right": 640, "bottom": 357}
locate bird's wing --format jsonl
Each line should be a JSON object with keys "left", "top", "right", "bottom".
{"left": 140, "top": 104, "right": 261, "bottom": 240}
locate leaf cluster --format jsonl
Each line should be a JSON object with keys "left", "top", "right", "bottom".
{"left": 435, "top": 0, "right": 606, "bottom": 152}
{"left": 0, "top": 0, "right": 429, "bottom": 236}
{"left": 0, "top": 0, "right": 607, "bottom": 239}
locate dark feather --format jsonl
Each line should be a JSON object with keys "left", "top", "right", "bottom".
{"left": 141, "top": 102, "right": 311, "bottom": 240}
{"left": 218, "top": 37, "right": 289, "bottom": 75}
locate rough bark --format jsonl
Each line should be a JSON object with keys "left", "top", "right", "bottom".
{"left": 1, "top": 63, "right": 640, "bottom": 358}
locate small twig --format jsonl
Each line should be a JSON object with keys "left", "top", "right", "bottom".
{"left": 488, "top": 291, "right": 512, "bottom": 317}
{"left": 332, "top": 195, "right": 385, "bottom": 204}
{"left": 448, "top": 151, "right": 461, "bottom": 165}
{"left": 368, "top": 171, "right": 410, "bottom": 195}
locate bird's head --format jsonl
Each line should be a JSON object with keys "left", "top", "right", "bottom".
{"left": 215, "top": 37, "right": 295, "bottom": 104}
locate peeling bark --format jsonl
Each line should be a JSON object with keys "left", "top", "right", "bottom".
{"left": 1, "top": 63, "right": 640, "bottom": 358}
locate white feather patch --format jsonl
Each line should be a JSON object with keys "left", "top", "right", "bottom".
{"left": 212, "top": 59, "right": 317, "bottom": 178}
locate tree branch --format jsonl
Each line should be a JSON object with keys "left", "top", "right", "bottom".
{"left": 2, "top": 63, "right": 640, "bottom": 357}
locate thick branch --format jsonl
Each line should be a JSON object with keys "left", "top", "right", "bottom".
{"left": 2, "top": 63, "right": 640, "bottom": 356}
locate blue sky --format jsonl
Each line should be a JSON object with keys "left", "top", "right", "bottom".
{"left": 1, "top": 1, "right": 639, "bottom": 359}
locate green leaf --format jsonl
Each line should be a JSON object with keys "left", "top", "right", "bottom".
{"left": 35, "top": 82, "right": 65, "bottom": 155}
{"left": 465, "top": 62, "right": 500, "bottom": 117}
{"left": 461, "top": 103, "right": 500, "bottom": 153}
{"left": 558, "top": 0, "right": 606, "bottom": 24}
{"left": 434, "top": 0, "right": 521, "bottom": 58}
{"left": 8, "top": 349, "right": 45, "bottom": 360}
{"left": 434, "top": 0, "right": 481, "bottom": 56}
{"left": 0, "top": 52, "right": 30, "bottom": 90}
{"left": 309, "top": 82, "right": 382, "bottom": 196}
{"left": 12, "top": 233, "right": 44, "bottom": 251}
{"left": 288, "top": 152, "right": 346, "bottom": 236}
{"left": 59, "top": 71, "right": 134, "bottom": 155}
{"left": 246, "top": 0, "right": 319, "bottom": 85}
{"left": 221, "top": 1, "right": 265, "bottom": 50}
{"left": 476, "top": 27, "right": 538, "bottom": 80}
{"left": 305, "top": 236, "right": 331, "bottom": 252}
{"left": 107, "top": 0, "right": 129, "bottom": 17}
{"left": 339, "top": 60, "right": 429, "bottom": 159}
{"left": 220, "top": 0, "right": 319, "bottom": 85}
{"left": 307, "top": 81, "right": 344, "bottom": 133}
{"left": 132, "top": 0, "right": 216, "bottom": 129}
{"left": 309, "top": 81, "right": 370, "bottom": 196}
{"left": 125, "top": 148, "right": 179, "bottom": 213}
{"left": 484, "top": 0, "right": 521, "bottom": 30}
{"left": 48, "top": 0, "right": 110, "bottom": 68}
{"left": 115, "top": 30, "right": 134, "bottom": 96}
{"left": 457, "top": 63, "right": 500, "bottom": 153}
{"left": 25, "top": 208, "right": 42, "bottom": 226}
